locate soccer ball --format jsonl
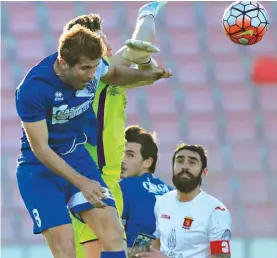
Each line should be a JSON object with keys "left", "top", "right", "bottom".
{"left": 222, "top": 1, "right": 269, "bottom": 45}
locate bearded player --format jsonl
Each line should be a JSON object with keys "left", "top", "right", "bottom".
{"left": 137, "top": 144, "right": 232, "bottom": 258}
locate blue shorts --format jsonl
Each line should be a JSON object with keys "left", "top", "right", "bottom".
{"left": 16, "top": 146, "right": 115, "bottom": 234}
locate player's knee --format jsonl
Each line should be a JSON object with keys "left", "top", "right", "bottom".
{"left": 100, "top": 223, "right": 125, "bottom": 250}
{"left": 51, "top": 239, "right": 75, "bottom": 258}
{"left": 44, "top": 228, "right": 75, "bottom": 258}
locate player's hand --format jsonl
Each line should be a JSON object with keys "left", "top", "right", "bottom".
{"left": 136, "top": 247, "right": 167, "bottom": 258}
{"left": 122, "top": 39, "right": 160, "bottom": 64}
{"left": 149, "top": 66, "right": 172, "bottom": 81}
{"left": 79, "top": 178, "right": 107, "bottom": 208}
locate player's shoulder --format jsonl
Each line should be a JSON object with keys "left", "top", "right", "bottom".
{"left": 200, "top": 190, "right": 230, "bottom": 213}
{"left": 156, "top": 189, "right": 177, "bottom": 203}
{"left": 119, "top": 177, "right": 138, "bottom": 188}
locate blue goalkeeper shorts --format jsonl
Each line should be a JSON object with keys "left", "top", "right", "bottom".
{"left": 16, "top": 145, "right": 115, "bottom": 234}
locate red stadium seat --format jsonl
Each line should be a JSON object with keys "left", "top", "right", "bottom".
{"left": 169, "top": 28, "right": 201, "bottom": 57}
{"left": 123, "top": 1, "right": 147, "bottom": 29}
{"left": 46, "top": 2, "right": 77, "bottom": 34}
{"left": 259, "top": 87, "right": 277, "bottom": 112}
{"left": 207, "top": 28, "right": 240, "bottom": 57}
{"left": 16, "top": 33, "right": 47, "bottom": 62}
{"left": 221, "top": 87, "right": 253, "bottom": 112}
{"left": 230, "top": 143, "right": 262, "bottom": 173}
{"left": 177, "top": 58, "right": 207, "bottom": 85}
{"left": 268, "top": 143, "right": 277, "bottom": 174}
{"left": 1, "top": 91, "right": 18, "bottom": 121}
{"left": 126, "top": 88, "right": 140, "bottom": 116}
{"left": 225, "top": 112, "right": 257, "bottom": 144}
{"left": 4, "top": 2, "right": 40, "bottom": 35}
{"left": 204, "top": 2, "right": 230, "bottom": 28}
{"left": 1, "top": 215, "right": 15, "bottom": 243}
{"left": 263, "top": 112, "right": 277, "bottom": 143}
{"left": 205, "top": 145, "right": 225, "bottom": 175}
{"left": 150, "top": 114, "right": 181, "bottom": 146}
{"left": 164, "top": 2, "right": 196, "bottom": 30}
{"left": 145, "top": 82, "right": 176, "bottom": 115}
{"left": 214, "top": 58, "right": 246, "bottom": 84}
{"left": 227, "top": 204, "right": 244, "bottom": 236}
{"left": 244, "top": 32, "right": 277, "bottom": 56}
{"left": 5, "top": 152, "right": 19, "bottom": 180}
{"left": 21, "top": 213, "right": 45, "bottom": 243}
{"left": 238, "top": 175, "right": 270, "bottom": 204}
{"left": 104, "top": 28, "right": 125, "bottom": 55}
{"left": 83, "top": 1, "right": 119, "bottom": 29}
{"left": 1, "top": 63, "right": 14, "bottom": 91}
{"left": 126, "top": 115, "right": 140, "bottom": 127}
{"left": 186, "top": 113, "right": 219, "bottom": 146}
{"left": 11, "top": 179, "right": 25, "bottom": 209}
{"left": 204, "top": 174, "right": 234, "bottom": 204}
{"left": 1, "top": 121, "right": 22, "bottom": 150}
{"left": 156, "top": 147, "right": 176, "bottom": 183}
{"left": 244, "top": 204, "right": 277, "bottom": 236}
{"left": 182, "top": 85, "right": 215, "bottom": 114}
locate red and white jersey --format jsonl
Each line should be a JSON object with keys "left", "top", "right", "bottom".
{"left": 154, "top": 190, "right": 231, "bottom": 258}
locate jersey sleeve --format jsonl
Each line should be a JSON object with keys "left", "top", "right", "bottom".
{"left": 100, "top": 58, "right": 109, "bottom": 77}
{"left": 208, "top": 206, "right": 232, "bottom": 241}
{"left": 15, "top": 80, "right": 48, "bottom": 122}
{"left": 153, "top": 198, "right": 161, "bottom": 239}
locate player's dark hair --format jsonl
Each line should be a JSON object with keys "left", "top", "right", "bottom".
{"left": 58, "top": 24, "right": 106, "bottom": 66}
{"left": 172, "top": 144, "right": 207, "bottom": 170}
{"left": 125, "top": 125, "right": 158, "bottom": 173}
{"left": 64, "top": 14, "right": 102, "bottom": 32}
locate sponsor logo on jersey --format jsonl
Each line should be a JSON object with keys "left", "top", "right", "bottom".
{"left": 215, "top": 206, "right": 226, "bottom": 211}
{"left": 52, "top": 97, "right": 93, "bottom": 124}
{"left": 142, "top": 178, "right": 170, "bottom": 195}
{"left": 182, "top": 216, "right": 194, "bottom": 230}
{"left": 161, "top": 214, "right": 171, "bottom": 220}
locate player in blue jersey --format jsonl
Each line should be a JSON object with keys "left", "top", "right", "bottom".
{"left": 120, "top": 126, "right": 174, "bottom": 250}
{"left": 15, "top": 25, "right": 171, "bottom": 258}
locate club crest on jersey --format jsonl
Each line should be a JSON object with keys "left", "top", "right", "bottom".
{"left": 182, "top": 216, "right": 194, "bottom": 230}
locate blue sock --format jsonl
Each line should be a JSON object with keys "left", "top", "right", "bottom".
{"left": 101, "top": 251, "right": 126, "bottom": 258}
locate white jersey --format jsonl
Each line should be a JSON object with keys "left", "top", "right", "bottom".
{"left": 154, "top": 190, "right": 231, "bottom": 258}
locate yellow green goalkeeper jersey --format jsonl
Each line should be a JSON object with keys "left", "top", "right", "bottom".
{"left": 85, "top": 57, "right": 127, "bottom": 179}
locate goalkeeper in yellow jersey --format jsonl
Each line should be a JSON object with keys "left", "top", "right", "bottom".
{"left": 64, "top": 2, "right": 169, "bottom": 258}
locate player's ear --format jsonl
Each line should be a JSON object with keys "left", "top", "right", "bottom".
{"left": 143, "top": 157, "right": 153, "bottom": 170}
{"left": 202, "top": 168, "right": 208, "bottom": 177}
{"left": 59, "top": 58, "right": 69, "bottom": 69}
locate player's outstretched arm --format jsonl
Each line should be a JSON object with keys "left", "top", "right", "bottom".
{"left": 101, "top": 64, "right": 171, "bottom": 87}
{"left": 22, "top": 120, "right": 107, "bottom": 208}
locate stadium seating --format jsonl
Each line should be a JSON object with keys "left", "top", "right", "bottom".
{"left": 1, "top": 1, "right": 277, "bottom": 246}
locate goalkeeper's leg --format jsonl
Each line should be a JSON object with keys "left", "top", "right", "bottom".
{"left": 132, "top": 1, "right": 166, "bottom": 43}
{"left": 122, "top": 1, "right": 167, "bottom": 67}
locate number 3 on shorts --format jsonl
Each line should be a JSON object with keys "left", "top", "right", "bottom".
{"left": 32, "top": 208, "right": 42, "bottom": 227}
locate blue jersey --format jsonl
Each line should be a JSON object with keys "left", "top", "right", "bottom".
{"left": 15, "top": 52, "right": 108, "bottom": 163}
{"left": 120, "top": 173, "right": 174, "bottom": 247}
